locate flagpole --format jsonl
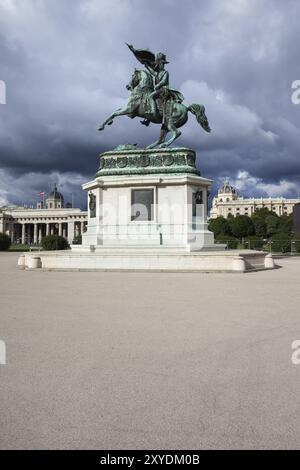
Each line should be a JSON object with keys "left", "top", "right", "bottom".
{"left": 37, "top": 191, "right": 45, "bottom": 208}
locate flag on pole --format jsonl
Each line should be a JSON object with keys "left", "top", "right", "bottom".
{"left": 37, "top": 191, "right": 46, "bottom": 208}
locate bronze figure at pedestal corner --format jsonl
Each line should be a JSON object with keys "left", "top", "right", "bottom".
{"left": 98, "top": 44, "right": 211, "bottom": 149}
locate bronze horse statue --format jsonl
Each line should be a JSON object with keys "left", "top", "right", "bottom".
{"left": 98, "top": 68, "right": 211, "bottom": 149}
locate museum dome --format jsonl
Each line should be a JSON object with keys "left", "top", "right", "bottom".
{"left": 46, "top": 184, "right": 64, "bottom": 209}
{"left": 218, "top": 180, "right": 237, "bottom": 195}
{"left": 48, "top": 184, "right": 64, "bottom": 201}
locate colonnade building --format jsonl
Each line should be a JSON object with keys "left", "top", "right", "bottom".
{"left": 210, "top": 181, "right": 300, "bottom": 219}
{"left": 0, "top": 184, "right": 87, "bottom": 244}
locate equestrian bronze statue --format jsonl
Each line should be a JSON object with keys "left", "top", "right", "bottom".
{"left": 98, "top": 44, "right": 211, "bottom": 148}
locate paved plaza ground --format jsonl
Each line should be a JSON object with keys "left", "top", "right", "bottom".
{"left": 1, "top": 252, "right": 300, "bottom": 449}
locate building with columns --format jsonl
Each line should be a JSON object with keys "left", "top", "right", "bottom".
{"left": 210, "top": 181, "right": 300, "bottom": 219}
{"left": 0, "top": 184, "right": 87, "bottom": 244}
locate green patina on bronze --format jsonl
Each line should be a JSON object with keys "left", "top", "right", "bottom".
{"left": 95, "top": 148, "right": 200, "bottom": 177}
{"left": 98, "top": 45, "right": 211, "bottom": 149}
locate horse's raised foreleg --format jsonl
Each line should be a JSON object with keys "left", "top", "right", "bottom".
{"left": 98, "top": 106, "right": 130, "bottom": 131}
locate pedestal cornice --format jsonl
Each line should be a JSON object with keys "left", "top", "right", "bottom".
{"left": 95, "top": 147, "right": 200, "bottom": 177}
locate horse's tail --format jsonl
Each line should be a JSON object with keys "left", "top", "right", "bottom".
{"left": 188, "top": 104, "right": 211, "bottom": 133}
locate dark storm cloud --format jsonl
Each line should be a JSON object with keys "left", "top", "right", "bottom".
{"left": 0, "top": 0, "right": 300, "bottom": 207}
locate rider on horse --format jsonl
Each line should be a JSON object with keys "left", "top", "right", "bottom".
{"left": 127, "top": 45, "right": 183, "bottom": 126}
{"left": 98, "top": 44, "right": 211, "bottom": 149}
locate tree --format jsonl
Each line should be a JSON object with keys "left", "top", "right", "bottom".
{"left": 271, "top": 233, "right": 291, "bottom": 253}
{"left": 230, "top": 215, "right": 255, "bottom": 238}
{"left": 252, "top": 207, "right": 272, "bottom": 220}
{"left": 251, "top": 208, "right": 272, "bottom": 238}
{"left": 279, "top": 214, "right": 293, "bottom": 235}
{"left": 227, "top": 214, "right": 235, "bottom": 233}
{"left": 0, "top": 233, "right": 11, "bottom": 251}
{"left": 208, "top": 216, "right": 232, "bottom": 237}
{"left": 41, "top": 235, "right": 69, "bottom": 251}
{"left": 265, "top": 214, "right": 280, "bottom": 236}
{"left": 252, "top": 217, "right": 267, "bottom": 238}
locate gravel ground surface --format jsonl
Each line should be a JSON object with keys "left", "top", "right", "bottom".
{"left": 1, "top": 252, "right": 300, "bottom": 449}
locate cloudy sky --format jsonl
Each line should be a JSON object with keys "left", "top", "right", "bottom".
{"left": 0, "top": 0, "right": 300, "bottom": 208}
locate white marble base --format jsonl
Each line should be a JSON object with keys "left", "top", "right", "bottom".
{"left": 82, "top": 172, "right": 218, "bottom": 252}
{"left": 22, "top": 249, "right": 276, "bottom": 273}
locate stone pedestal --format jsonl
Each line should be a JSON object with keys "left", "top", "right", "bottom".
{"left": 21, "top": 147, "right": 276, "bottom": 272}
{"left": 79, "top": 147, "right": 217, "bottom": 252}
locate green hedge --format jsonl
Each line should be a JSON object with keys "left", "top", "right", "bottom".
{"left": 0, "top": 233, "right": 11, "bottom": 251}
{"left": 215, "top": 233, "right": 239, "bottom": 249}
{"left": 271, "top": 234, "right": 291, "bottom": 253}
{"left": 293, "top": 236, "right": 300, "bottom": 254}
{"left": 244, "top": 236, "right": 264, "bottom": 250}
{"left": 41, "top": 235, "right": 69, "bottom": 251}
